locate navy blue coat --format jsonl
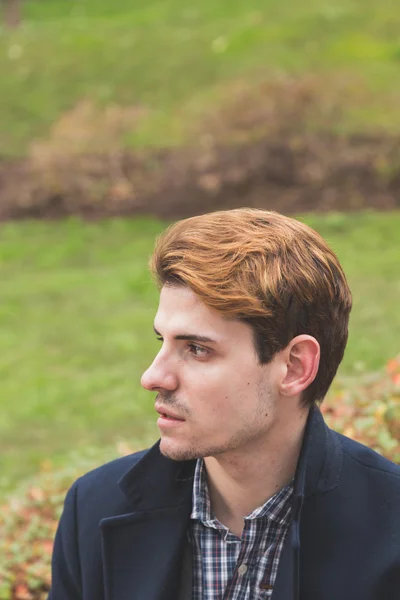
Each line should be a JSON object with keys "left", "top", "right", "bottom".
{"left": 48, "top": 407, "right": 400, "bottom": 600}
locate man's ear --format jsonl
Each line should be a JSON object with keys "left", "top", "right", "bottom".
{"left": 279, "top": 335, "right": 320, "bottom": 398}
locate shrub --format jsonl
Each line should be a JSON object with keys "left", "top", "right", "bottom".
{"left": 0, "top": 446, "right": 133, "bottom": 600}
{"left": 322, "top": 356, "right": 400, "bottom": 463}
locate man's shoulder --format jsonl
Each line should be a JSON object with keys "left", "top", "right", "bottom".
{"left": 334, "top": 430, "right": 400, "bottom": 482}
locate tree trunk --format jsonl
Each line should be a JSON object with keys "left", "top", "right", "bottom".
{"left": 3, "top": 0, "right": 22, "bottom": 29}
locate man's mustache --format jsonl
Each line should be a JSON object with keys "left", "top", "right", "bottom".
{"left": 155, "top": 392, "right": 190, "bottom": 415}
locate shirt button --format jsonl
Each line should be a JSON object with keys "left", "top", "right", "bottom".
{"left": 238, "top": 564, "right": 248, "bottom": 576}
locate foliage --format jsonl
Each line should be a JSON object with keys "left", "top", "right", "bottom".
{"left": 322, "top": 356, "right": 400, "bottom": 463}
{"left": 0, "top": 447, "right": 130, "bottom": 600}
{"left": 0, "top": 473, "right": 66, "bottom": 600}
{"left": 0, "top": 360, "right": 399, "bottom": 599}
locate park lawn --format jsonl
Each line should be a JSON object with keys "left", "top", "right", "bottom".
{"left": 1, "top": 0, "right": 400, "bottom": 156}
{"left": 0, "top": 211, "right": 400, "bottom": 497}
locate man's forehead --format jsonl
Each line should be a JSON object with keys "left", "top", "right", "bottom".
{"left": 159, "top": 284, "right": 204, "bottom": 305}
{"left": 154, "top": 289, "right": 222, "bottom": 337}
{"left": 154, "top": 285, "right": 250, "bottom": 341}
{"left": 157, "top": 285, "right": 213, "bottom": 318}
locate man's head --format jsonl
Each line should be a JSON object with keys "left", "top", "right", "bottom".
{"left": 141, "top": 209, "right": 352, "bottom": 460}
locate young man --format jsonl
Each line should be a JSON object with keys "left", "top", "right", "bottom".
{"left": 49, "top": 209, "right": 400, "bottom": 600}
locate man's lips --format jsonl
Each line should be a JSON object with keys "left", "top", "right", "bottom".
{"left": 154, "top": 404, "right": 186, "bottom": 421}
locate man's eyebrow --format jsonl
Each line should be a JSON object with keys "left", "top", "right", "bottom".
{"left": 153, "top": 325, "right": 218, "bottom": 344}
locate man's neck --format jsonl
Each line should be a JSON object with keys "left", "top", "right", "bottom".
{"left": 203, "top": 408, "right": 309, "bottom": 537}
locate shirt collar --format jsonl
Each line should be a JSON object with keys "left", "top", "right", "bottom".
{"left": 191, "top": 458, "right": 293, "bottom": 526}
{"left": 190, "top": 458, "right": 213, "bottom": 523}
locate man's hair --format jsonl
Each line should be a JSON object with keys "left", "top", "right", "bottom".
{"left": 150, "top": 208, "right": 352, "bottom": 405}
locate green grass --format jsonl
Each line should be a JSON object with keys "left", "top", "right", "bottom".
{"left": 1, "top": 0, "right": 400, "bottom": 156}
{"left": 0, "top": 212, "right": 399, "bottom": 497}
{"left": 1, "top": 0, "right": 400, "bottom": 496}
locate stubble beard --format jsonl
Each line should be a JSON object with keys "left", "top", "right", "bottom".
{"left": 159, "top": 377, "right": 275, "bottom": 462}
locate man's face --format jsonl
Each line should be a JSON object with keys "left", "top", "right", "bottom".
{"left": 141, "top": 285, "right": 282, "bottom": 461}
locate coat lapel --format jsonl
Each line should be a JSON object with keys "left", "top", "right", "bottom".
{"left": 271, "top": 522, "right": 296, "bottom": 600}
{"left": 100, "top": 443, "right": 195, "bottom": 600}
{"left": 100, "top": 505, "right": 190, "bottom": 600}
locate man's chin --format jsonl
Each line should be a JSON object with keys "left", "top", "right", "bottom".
{"left": 159, "top": 438, "right": 200, "bottom": 462}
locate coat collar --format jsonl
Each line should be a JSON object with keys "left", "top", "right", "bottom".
{"left": 118, "top": 442, "right": 195, "bottom": 511}
{"left": 295, "top": 404, "right": 342, "bottom": 500}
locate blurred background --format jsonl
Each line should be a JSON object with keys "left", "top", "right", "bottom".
{"left": 0, "top": 1, "right": 399, "bottom": 596}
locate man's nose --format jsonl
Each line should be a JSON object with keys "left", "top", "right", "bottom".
{"left": 140, "top": 351, "right": 178, "bottom": 391}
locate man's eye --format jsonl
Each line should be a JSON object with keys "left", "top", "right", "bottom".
{"left": 156, "top": 336, "right": 163, "bottom": 342}
{"left": 188, "top": 344, "right": 209, "bottom": 357}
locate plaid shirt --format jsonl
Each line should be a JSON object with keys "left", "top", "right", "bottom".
{"left": 189, "top": 459, "right": 293, "bottom": 600}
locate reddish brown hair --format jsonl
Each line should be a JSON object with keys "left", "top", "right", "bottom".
{"left": 150, "top": 209, "right": 352, "bottom": 405}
